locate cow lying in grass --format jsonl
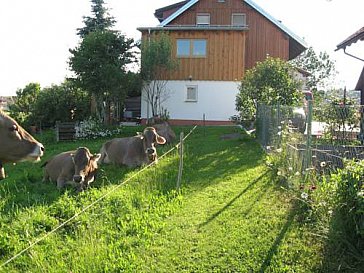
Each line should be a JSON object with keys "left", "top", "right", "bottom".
{"left": 0, "top": 110, "right": 44, "bottom": 179}
{"left": 152, "top": 121, "right": 176, "bottom": 144}
{"left": 42, "top": 147, "right": 101, "bottom": 191}
{"left": 99, "top": 127, "right": 166, "bottom": 168}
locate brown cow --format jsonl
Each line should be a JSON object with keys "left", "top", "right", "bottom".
{"left": 152, "top": 121, "right": 176, "bottom": 144}
{"left": 42, "top": 147, "right": 101, "bottom": 191}
{"left": 99, "top": 127, "right": 166, "bottom": 168}
{"left": 0, "top": 110, "right": 44, "bottom": 179}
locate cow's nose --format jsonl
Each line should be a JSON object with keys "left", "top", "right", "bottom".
{"left": 73, "top": 175, "right": 82, "bottom": 183}
{"left": 146, "top": 148, "right": 155, "bottom": 154}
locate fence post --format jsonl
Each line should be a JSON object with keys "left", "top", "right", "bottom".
{"left": 277, "top": 102, "right": 281, "bottom": 148}
{"left": 305, "top": 99, "right": 313, "bottom": 170}
{"left": 176, "top": 132, "right": 184, "bottom": 190}
{"left": 261, "top": 104, "right": 268, "bottom": 148}
{"left": 203, "top": 113, "right": 206, "bottom": 137}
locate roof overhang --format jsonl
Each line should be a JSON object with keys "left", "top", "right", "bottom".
{"left": 138, "top": 25, "right": 249, "bottom": 32}
{"left": 336, "top": 27, "right": 364, "bottom": 51}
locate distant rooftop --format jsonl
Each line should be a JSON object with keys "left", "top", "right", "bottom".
{"left": 336, "top": 26, "right": 364, "bottom": 51}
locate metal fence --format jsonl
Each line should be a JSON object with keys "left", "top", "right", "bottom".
{"left": 256, "top": 102, "right": 364, "bottom": 175}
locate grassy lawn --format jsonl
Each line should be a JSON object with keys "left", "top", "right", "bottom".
{"left": 0, "top": 126, "right": 337, "bottom": 272}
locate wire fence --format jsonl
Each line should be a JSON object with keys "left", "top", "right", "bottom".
{"left": 256, "top": 102, "right": 364, "bottom": 175}
{"left": 0, "top": 126, "right": 197, "bottom": 269}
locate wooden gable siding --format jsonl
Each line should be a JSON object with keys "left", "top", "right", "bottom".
{"left": 166, "top": 0, "right": 289, "bottom": 70}
{"left": 172, "top": 30, "right": 246, "bottom": 81}
{"left": 141, "top": 30, "right": 246, "bottom": 81}
{"left": 244, "top": 4, "right": 289, "bottom": 69}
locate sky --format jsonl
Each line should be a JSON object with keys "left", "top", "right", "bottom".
{"left": 0, "top": 0, "right": 363, "bottom": 96}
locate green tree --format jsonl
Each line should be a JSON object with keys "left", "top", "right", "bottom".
{"left": 140, "top": 32, "right": 178, "bottom": 119}
{"left": 33, "top": 81, "right": 91, "bottom": 127}
{"left": 125, "top": 71, "right": 142, "bottom": 98}
{"left": 69, "top": 30, "right": 134, "bottom": 122}
{"left": 77, "top": 0, "right": 116, "bottom": 38}
{"left": 9, "top": 82, "right": 41, "bottom": 127}
{"left": 291, "top": 46, "right": 337, "bottom": 92}
{"left": 70, "top": 0, "right": 135, "bottom": 123}
{"left": 236, "top": 57, "right": 301, "bottom": 120}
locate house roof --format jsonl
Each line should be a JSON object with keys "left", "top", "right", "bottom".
{"left": 336, "top": 27, "right": 364, "bottom": 51}
{"left": 158, "top": 0, "right": 307, "bottom": 50}
{"left": 154, "top": 1, "right": 188, "bottom": 22}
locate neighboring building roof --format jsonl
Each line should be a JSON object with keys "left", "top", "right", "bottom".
{"left": 355, "top": 66, "right": 364, "bottom": 91}
{"left": 336, "top": 27, "right": 364, "bottom": 51}
{"left": 154, "top": 0, "right": 188, "bottom": 22}
{"left": 158, "top": 0, "right": 307, "bottom": 50}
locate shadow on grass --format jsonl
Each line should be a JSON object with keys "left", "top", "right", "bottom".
{"left": 319, "top": 209, "right": 364, "bottom": 273}
{"left": 183, "top": 137, "right": 265, "bottom": 192}
{"left": 198, "top": 170, "right": 270, "bottom": 229}
{"left": 259, "top": 201, "right": 298, "bottom": 273}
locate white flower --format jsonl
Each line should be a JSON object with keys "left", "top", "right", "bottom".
{"left": 288, "top": 167, "right": 293, "bottom": 171}
{"left": 276, "top": 148, "right": 282, "bottom": 153}
{"left": 301, "top": 192, "right": 308, "bottom": 199}
{"left": 320, "top": 161, "right": 327, "bottom": 168}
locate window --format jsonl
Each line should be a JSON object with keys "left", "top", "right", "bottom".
{"left": 192, "top": 40, "right": 207, "bottom": 56}
{"left": 176, "top": 40, "right": 190, "bottom": 56}
{"left": 186, "top": 86, "right": 198, "bottom": 102}
{"left": 217, "top": 0, "right": 225, "bottom": 2}
{"left": 176, "top": 39, "right": 207, "bottom": 57}
{"left": 196, "top": 13, "right": 210, "bottom": 25}
{"left": 232, "top": 13, "right": 246, "bottom": 26}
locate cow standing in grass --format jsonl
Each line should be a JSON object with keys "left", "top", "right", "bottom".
{"left": 99, "top": 127, "right": 166, "bottom": 168}
{"left": 42, "top": 147, "right": 101, "bottom": 191}
{"left": 0, "top": 111, "right": 44, "bottom": 179}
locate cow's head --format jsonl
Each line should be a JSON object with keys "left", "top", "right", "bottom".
{"left": 71, "top": 147, "right": 101, "bottom": 189}
{"left": 140, "top": 127, "right": 166, "bottom": 162}
{"left": 0, "top": 111, "right": 44, "bottom": 179}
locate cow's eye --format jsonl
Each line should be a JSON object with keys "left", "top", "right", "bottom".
{"left": 9, "top": 125, "right": 18, "bottom": 132}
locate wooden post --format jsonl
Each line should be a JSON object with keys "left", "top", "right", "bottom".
{"left": 203, "top": 113, "right": 206, "bottom": 137}
{"left": 176, "top": 132, "right": 184, "bottom": 190}
{"left": 305, "top": 99, "right": 313, "bottom": 170}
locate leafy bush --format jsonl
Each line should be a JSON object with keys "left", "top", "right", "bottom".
{"left": 236, "top": 57, "right": 301, "bottom": 121}
{"left": 331, "top": 160, "right": 364, "bottom": 238}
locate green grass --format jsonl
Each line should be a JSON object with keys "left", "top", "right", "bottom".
{"left": 0, "top": 126, "right": 348, "bottom": 272}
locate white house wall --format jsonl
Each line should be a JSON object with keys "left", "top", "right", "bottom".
{"left": 141, "top": 80, "right": 240, "bottom": 122}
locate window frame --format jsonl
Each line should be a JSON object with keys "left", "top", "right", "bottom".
{"left": 185, "top": 85, "right": 198, "bottom": 102}
{"left": 176, "top": 39, "right": 207, "bottom": 58}
{"left": 192, "top": 39, "right": 207, "bottom": 57}
{"left": 231, "top": 13, "right": 247, "bottom": 26}
{"left": 176, "top": 39, "right": 191, "bottom": 57}
{"left": 196, "top": 13, "right": 210, "bottom": 25}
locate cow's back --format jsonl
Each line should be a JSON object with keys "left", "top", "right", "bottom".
{"left": 44, "top": 151, "right": 74, "bottom": 181}
{"left": 101, "top": 137, "right": 146, "bottom": 167}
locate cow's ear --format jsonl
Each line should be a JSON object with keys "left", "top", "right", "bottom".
{"left": 92, "top": 153, "right": 102, "bottom": 163}
{"left": 156, "top": 135, "right": 166, "bottom": 145}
